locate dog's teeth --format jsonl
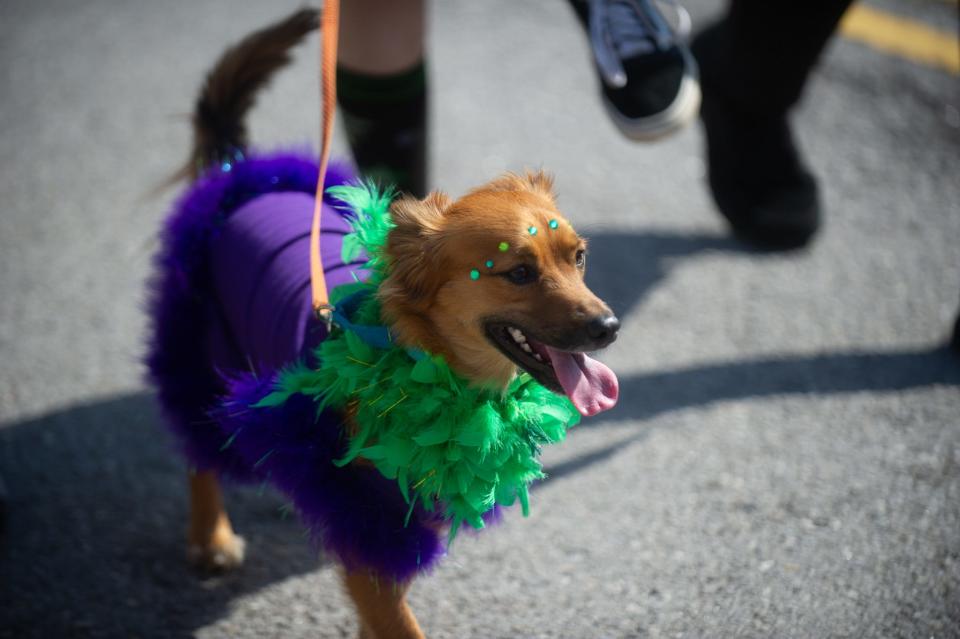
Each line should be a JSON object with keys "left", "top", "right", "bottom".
{"left": 533, "top": 353, "right": 543, "bottom": 362}
{"left": 521, "top": 343, "right": 532, "bottom": 353}
{"left": 508, "top": 327, "right": 527, "bottom": 343}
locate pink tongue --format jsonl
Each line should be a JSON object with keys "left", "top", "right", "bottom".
{"left": 543, "top": 346, "right": 619, "bottom": 417}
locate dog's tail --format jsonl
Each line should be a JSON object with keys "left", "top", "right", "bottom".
{"left": 178, "top": 8, "right": 319, "bottom": 180}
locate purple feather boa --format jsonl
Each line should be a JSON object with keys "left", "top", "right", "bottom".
{"left": 146, "top": 151, "right": 447, "bottom": 580}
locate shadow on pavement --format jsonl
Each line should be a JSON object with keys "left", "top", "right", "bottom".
{"left": 0, "top": 393, "right": 329, "bottom": 639}
{"left": 545, "top": 346, "right": 960, "bottom": 483}
{"left": 583, "top": 230, "right": 743, "bottom": 319}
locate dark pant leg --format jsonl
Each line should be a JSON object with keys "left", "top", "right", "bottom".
{"left": 700, "top": 0, "right": 855, "bottom": 115}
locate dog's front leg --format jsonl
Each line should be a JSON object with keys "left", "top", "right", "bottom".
{"left": 187, "top": 470, "right": 246, "bottom": 570}
{"left": 342, "top": 568, "right": 425, "bottom": 639}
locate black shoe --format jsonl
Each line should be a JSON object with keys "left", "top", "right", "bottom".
{"left": 693, "top": 24, "right": 820, "bottom": 250}
{"left": 572, "top": 0, "right": 700, "bottom": 141}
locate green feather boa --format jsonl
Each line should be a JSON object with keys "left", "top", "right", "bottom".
{"left": 257, "top": 183, "right": 580, "bottom": 540}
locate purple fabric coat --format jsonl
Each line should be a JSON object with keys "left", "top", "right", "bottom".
{"left": 146, "top": 152, "right": 446, "bottom": 581}
{"left": 208, "top": 190, "right": 361, "bottom": 373}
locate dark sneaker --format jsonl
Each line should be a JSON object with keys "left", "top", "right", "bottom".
{"left": 572, "top": 0, "right": 701, "bottom": 141}
{"left": 692, "top": 23, "right": 821, "bottom": 250}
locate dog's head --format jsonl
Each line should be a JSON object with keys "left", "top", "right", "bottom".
{"left": 379, "top": 171, "right": 619, "bottom": 416}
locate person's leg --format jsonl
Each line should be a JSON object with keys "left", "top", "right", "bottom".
{"left": 692, "top": 0, "right": 854, "bottom": 249}
{"left": 338, "top": 0, "right": 428, "bottom": 197}
{"left": 699, "top": 0, "right": 853, "bottom": 115}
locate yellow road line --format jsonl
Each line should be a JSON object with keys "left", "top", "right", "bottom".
{"left": 839, "top": 3, "right": 960, "bottom": 74}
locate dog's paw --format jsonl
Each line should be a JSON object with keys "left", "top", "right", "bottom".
{"left": 187, "top": 533, "right": 246, "bottom": 572}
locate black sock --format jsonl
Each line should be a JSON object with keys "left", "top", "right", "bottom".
{"left": 337, "top": 62, "right": 428, "bottom": 198}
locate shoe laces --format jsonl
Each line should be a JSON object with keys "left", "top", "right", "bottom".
{"left": 589, "top": 0, "right": 692, "bottom": 88}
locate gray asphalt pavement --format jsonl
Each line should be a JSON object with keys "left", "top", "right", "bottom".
{"left": 1, "top": 0, "right": 958, "bottom": 637}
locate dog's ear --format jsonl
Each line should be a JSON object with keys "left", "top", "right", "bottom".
{"left": 521, "top": 169, "right": 555, "bottom": 200}
{"left": 483, "top": 170, "right": 556, "bottom": 202}
{"left": 382, "top": 191, "right": 452, "bottom": 304}
{"left": 389, "top": 191, "right": 450, "bottom": 235}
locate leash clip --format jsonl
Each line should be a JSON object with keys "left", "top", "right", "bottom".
{"left": 314, "top": 303, "right": 336, "bottom": 331}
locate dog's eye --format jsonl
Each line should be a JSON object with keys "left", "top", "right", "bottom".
{"left": 575, "top": 249, "right": 586, "bottom": 269}
{"left": 505, "top": 264, "right": 537, "bottom": 285}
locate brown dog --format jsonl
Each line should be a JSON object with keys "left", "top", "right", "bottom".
{"left": 152, "top": 9, "right": 619, "bottom": 638}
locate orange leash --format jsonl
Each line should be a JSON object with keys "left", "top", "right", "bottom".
{"left": 310, "top": 0, "right": 340, "bottom": 318}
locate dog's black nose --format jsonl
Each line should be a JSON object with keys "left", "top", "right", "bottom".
{"left": 586, "top": 314, "right": 620, "bottom": 346}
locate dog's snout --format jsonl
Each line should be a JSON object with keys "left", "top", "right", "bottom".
{"left": 586, "top": 313, "right": 620, "bottom": 346}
